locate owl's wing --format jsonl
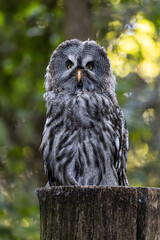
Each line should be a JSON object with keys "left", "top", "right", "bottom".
{"left": 40, "top": 119, "right": 54, "bottom": 186}
{"left": 40, "top": 119, "right": 62, "bottom": 187}
{"left": 114, "top": 106, "right": 129, "bottom": 186}
{"left": 40, "top": 91, "right": 61, "bottom": 186}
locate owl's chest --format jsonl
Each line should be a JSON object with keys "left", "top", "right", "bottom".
{"left": 48, "top": 94, "right": 116, "bottom": 166}
{"left": 63, "top": 94, "right": 112, "bottom": 130}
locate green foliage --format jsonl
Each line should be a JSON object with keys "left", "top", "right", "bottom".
{"left": 0, "top": 0, "right": 63, "bottom": 239}
{"left": 0, "top": 0, "right": 160, "bottom": 239}
{"left": 0, "top": 180, "right": 39, "bottom": 240}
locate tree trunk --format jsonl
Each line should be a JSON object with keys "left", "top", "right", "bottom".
{"left": 63, "top": 0, "right": 92, "bottom": 40}
{"left": 36, "top": 186, "right": 160, "bottom": 240}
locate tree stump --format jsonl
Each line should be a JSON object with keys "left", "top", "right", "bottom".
{"left": 36, "top": 186, "right": 160, "bottom": 240}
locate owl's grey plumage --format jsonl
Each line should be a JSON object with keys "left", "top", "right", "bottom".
{"left": 40, "top": 39, "right": 129, "bottom": 186}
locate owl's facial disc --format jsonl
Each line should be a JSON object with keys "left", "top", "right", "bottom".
{"left": 62, "top": 57, "right": 100, "bottom": 94}
{"left": 49, "top": 39, "right": 112, "bottom": 94}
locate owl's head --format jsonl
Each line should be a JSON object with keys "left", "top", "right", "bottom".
{"left": 45, "top": 39, "right": 115, "bottom": 95}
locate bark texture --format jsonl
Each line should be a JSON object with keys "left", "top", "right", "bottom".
{"left": 63, "top": 0, "right": 92, "bottom": 40}
{"left": 36, "top": 186, "right": 160, "bottom": 240}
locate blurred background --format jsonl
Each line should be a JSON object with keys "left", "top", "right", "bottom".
{"left": 0, "top": 0, "right": 160, "bottom": 239}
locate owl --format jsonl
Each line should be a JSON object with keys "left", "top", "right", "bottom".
{"left": 40, "top": 39, "right": 129, "bottom": 186}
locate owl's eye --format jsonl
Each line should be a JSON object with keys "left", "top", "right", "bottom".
{"left": 66, "top": 60, "right": 73, "bottom": 69}
{"left": 86, "top": 61, "right": 94, "bottom": 71}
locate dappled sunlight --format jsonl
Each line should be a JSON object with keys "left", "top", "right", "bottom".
{"left": 108, "top": 20, "right": 122, "bottom": 30}
{"left": 128, "top": 144, "right": 158, "bottom": 168}
{"left": 135, "top": 32, "right": 160, "bottom": 60}
{"left": 0, "top": 181, "right": 40, "bottom": 239}
{"left": 106, "top": 31, "right": 116, "bottom": 41}
{"left": 142, "top": 108, "right": 155, "bottom": 125}
{"left": 108, "top": 51, "right": 132, "bottom": 77}
{"left": 3, "top": 218, "right": 13, "bottom": 228}
{"left": 128, "top": 147, "right": 159, "bottom": 186}
{"left": 138, "top": 60, "right": 160, "bottom": 80}
{"left": 136, "top": 17, "right": 156, "bottom": 36}
{"left": 128, "top": 143, "right": 149, "bottom": 169}
{"left": 110, "top": 0, "right": 121, "bottom": 5}
{"left": 118, "top": 35, "right": 140, "bottom": 55}
{"left": 21, "top": 218, "right": 30, "bottom": 228}
{"left": 107, "top": 14, "right": 160, "bottom": 82}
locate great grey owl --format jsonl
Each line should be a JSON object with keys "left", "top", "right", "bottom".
{"left": 40, "top": 39, "right": 129, "bottom": 186}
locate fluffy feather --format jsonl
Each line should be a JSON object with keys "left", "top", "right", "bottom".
{"left": 40, "top": 39, "right": 129, "bottom": 186}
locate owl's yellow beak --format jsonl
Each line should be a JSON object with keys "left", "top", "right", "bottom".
{"left": 77, "top": 69, "right": 82, "bottom": 82}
